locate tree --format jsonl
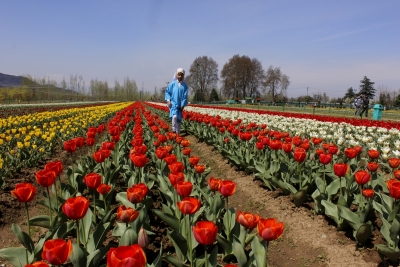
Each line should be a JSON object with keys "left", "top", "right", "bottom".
{"left": 262, "top": 66, "right": 290, "bottom": 102}
{"left": 185, "top": 56, "right": 218, "bottom": 102}
{"left": 393, "top": 92, "right": 400, "bottom": 108}
{"left": 209, "top": 88, "right": 219, "bottom": 101}
{"left": 221, "top": 55, "right": 264, "bottom": 99}
{"left": 344, "top": 87, "right": 357, "bottom": 99}
{"left": 359, "top": 76, "right": 376, "bottom": 99}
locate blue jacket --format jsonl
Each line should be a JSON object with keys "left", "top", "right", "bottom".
{"left": 165, "top": 80, "right": 188, "bottom": 122}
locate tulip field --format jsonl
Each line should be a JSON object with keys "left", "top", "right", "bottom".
{"left": 1, "top": 101, "right": 400, "bottom": 266}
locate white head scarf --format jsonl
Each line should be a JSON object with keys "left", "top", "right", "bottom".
{"left": 172, "top": 68, "right": 185, "bottom": 82}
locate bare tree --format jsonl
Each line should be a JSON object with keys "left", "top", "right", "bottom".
{"left": 185, "top": 56, "right": 218, "bottom": 101}
{"left": 262, "top": 66, "right": 290, "bottom": 102}
{"left": 221, "top": 55, "right": 264, "bottom": 99}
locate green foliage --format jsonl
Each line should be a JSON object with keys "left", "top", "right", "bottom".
{"left": 359, "top": 76, "right": 376, "bottom": 98}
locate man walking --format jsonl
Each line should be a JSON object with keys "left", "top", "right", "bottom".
{"left": 165, "top": 68, "right": 189, "bottom": 134}
{"left": 359, "top": 94, "right": 370, "bottom": 119}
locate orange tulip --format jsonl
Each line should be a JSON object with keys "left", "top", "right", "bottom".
{"left": 25, "top": 261, "right": 49, "bottom": 267}
{"left": 194, "top": 164, "right": 206, "bottom": 174}
{"left": 394, "top": 170, "right": 400, "bottom": 180}
{"left": 362, "top": 189, "right": 375, "bottom": 198}
{"left": 189, "top": 156, "right": 200, "bottom": 166}
{"left": 257, "top": 218, "right": 284, "bottom": 241}
{"left": 236, "top": 211, "right": 260, "bottom": 230}
{"left": 388, "top": 158, "right": 400, "bottom": 169}
{"left": 182, "top": 148, "right": 191, "bottom": 156}
{"left": 208, "top": 177, "right": 222, "bottom": 191}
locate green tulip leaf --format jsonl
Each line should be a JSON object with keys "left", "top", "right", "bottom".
{"left": 115, "top": 192, "right": 136, "bottom": 209}
{"left": 53, "top": 221, "right": 75, "bottom": 239}
{"left": 163, "top": 255, "right": 187, "bottom": 267}
{"left": 167, "top": 230, "right": 188, "bottom": 262}
{"left": 152, "top": 210, "right": 180, "bottom": 232}
{"left": 86, "top": 222, "right": 111, "bottom": 253}
{"left": 377, "top": 244, "right": 400, "bottom": 264}
{"left": 29, "top": 215, "right": 51, "bottom": 229}
{"left": 233, "top": 235, "right": 248, "bottom": 267}
{"left": 216, "top": 233, "right": 232, "bottom": 254}
{"left": 0, "top": 247, "right": 28, "bottom": 267}
{"left": 86, "top": 245, "right": 111, "bottom": 267}
{"left": 251, "top": 237, "right": 266, "bottom": 267}
{"left": 70, "top": 242, "right": 88, "bottom": 267}
{"left": 119, "top": 227, "right": 138, "bottom": 246}
{"left": 149, "top": 243, "right": 163, "bottom": 267}
{"left": 11, "top": 223, "right": 34, "bottom": 253}
{"left": 337, "top": 206, "right": 361, "bottom": 231}
{"left": 355, "top": 223, "right": 372, "bottom": 246}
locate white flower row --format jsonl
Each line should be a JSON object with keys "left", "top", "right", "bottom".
{"left": 150, "top": 102, "right": 400, "bottom": 159}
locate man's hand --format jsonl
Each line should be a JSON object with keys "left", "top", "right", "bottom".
{"left": 179, "top": 106, "right": 184, "bottom": 111}
{"left": 166, "top": 100, "right": 171, "bottom": 108}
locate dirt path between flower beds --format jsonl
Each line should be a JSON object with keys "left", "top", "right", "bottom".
{"left": 186, "top": 135, "right": 382, "bottom": 267}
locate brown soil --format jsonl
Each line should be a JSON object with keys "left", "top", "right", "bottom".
{"left": 0, "top": 134, "right": 393, "bottom": 267}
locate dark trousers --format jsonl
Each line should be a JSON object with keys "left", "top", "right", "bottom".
{"left": 359, "top": 106, "right": 368, "bottom": 118}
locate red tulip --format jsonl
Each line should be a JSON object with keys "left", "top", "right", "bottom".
{"left": 138, "top": 228, "right": 150, "bottom": 249}
{"left": 293, "top": 147, "right": 306, "bottom": 163}
{"left": 182, "top": 148, "right": 191, "bottom": 156}
{"left": 269, "top": 140, "right": 282, "bottom": 150}
{"left": 101, "top": 141, "right": 115, "bottom": 150}
{"left": 367, "top": 150, "right": 380, "bottom": 159}
{"left": 25, "top": 261, "right": 49, "bottom": 267}
{"left": 192, "top": 221, "right": 218, "bottom": 245}
{"left": 255, "top": 142, "right": 264, "bottom": 150}
{"left": 127, "top": 183, "right": 148, "bottom": 204}
{"left": 62, "top": 196, "right": 90, "bottom": 220}
{"left": 175, "top": 181, "right": 193, "bottom": 197}
{"left": 333, "top": 163, "right": 348, "bottom": 177}
{"left": 153, "top": 140, "right": 161, "bottom": 147}
{"left": 208, "top": 178, "right": 222, "bottom": 191}
{"left": 41, "top": 238, "right": 72, "bottom": 265}
{"left": 311, "top": 137, "right": 323, "bottom": 145}
{"left": 168, "top": 162, "right": 184, "bottom": 174}
{"left": 189, "top": 156, "right": 200, "bottom": 166}
{"left": 93, "top": 149, "right": 111, "bottom": 163}
{"left": 367, "top": 162, "right": 379, "bottom": 172}
{"left": 354, "top": 146, "right": 363, "bottom": 155}
{"left": 344, "top": 148, "right": 357, "bottom": 159}
{"left": 362, "top": 189, "right": 375, "bottom": 198}
{"left": 73, "top": 137, "right": 85, "bottom": 148}
{"left": 257, "top": 218, "right": 284, "bottom": 241}
{"left": 319, "top": 153, "right": 332, "bottom": 165}
{"left": 157, "top": 135, "right": 168, "bottom": 143}
{"left": 155, "top": 147, "right": 168, "bottom": 159}
{"left": 63, "top": 140, "right": 77, "bottom": 153}
{"left": 86, "top": 130, "right": 96, "bottom": 139}
{"left": 130, "top": 154, "right": 148, "bottom": 168}
{"left": 35, "top": 169, "right": 56, "bottom": 187}
{"left": 133, "top": 145, "right": 147, "bottom": 155}
{"left": 219, "top": 180, "right": 236, "bottom": 197}
{"left": 107, "top": 244, "right": 146, "bottom": 267}
{"left": 394, "top": 170, "right": 400, "bottom": 180}
{"left": 44, "top": 161, "right": 63, "bottom": 177}
{"left": 97, "top": 184, "right": 112, "bottom": 195}
{"left": 194, "top": 164, "right": 206, "bottom": 174}
{"left": 181, "top": 139, "right": 190, "bottom": 147}
{"left": 236, "top": 211, "right": 260, "bottom": 230}
{"left": 83, "top": 173, "right": 102, "bottom": 189}
{"left": 168, "top": 172, "right": 185, "bottom": 186}
{"left": 177, "top": 197, "right": 201, "bottom": 215}
{"left": 224, "top": 137, "right": 230, "bottom": 143}
{"left": 354, "top": 170, "right": 370, "bottom": 185}
{"left": 282, "top": 142, "right": 292, "bottom": 153}
{"left": 163, "top": 154, "right": 177, "bottom": 165}
{"left": 300, "top": 142, "right": 310, "bottom": 151}
{"left": 11, "top": 183, "right": 36, "bottom": 203}
{"left": 117, "top": 205, "right": 139, "bottom": 223}
{"left": 86, "top": 138, "right": 95, "bottom": 146}
{"left": 388, "top": 158, "right": 400, "bottom": 169}
{"left": 315, "top": 149, "right": 324, "bottom": 155}
{"left": 387, "top": 179, "right": 400, "bottom": 199}
{"left": 327, "top": 145, "right": 338, "bottom": 155}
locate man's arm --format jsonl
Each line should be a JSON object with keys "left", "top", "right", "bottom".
{"left": 180, "top": 84, "right": 189, "bottom": 110}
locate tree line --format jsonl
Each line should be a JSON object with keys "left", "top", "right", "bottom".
{"left": 184, "top": 55, "right": 290, "bottom": 102}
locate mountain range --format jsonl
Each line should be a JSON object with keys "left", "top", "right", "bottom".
{"left": 0, "top": 72, "right": 31, "bottom": 88}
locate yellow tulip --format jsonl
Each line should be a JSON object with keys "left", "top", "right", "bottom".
{"left": 6, "top": 136, "right": 12, "bottom": 141}
{"left": 17, "top": 142, "right": 23, "bottom": 149}
{"left": 24, "top": 142, "right": 30, "bottom": 147}
{"left": 10, "top": 150, "right": 15, "bottom": 155}
{"left": 11, "top": 129, "right": 16, "bottom": 134}
{"left": 14, "top": 134, "right": 20, "bottom": 139}
{"left": 0, "top": 133, "right": 5, "bottom": 138}
{"left": 39, "top": 148, "right": 45, "bottom": 153}
{"left": 32, "top": 144, "right": 37, "bottom": 149}
{"left": 0, "top": 139, "right": 3, "bottom": 145}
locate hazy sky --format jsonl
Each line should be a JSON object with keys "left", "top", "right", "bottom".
{"left": 1, "top": 1, "right": 399, "bottom": 98}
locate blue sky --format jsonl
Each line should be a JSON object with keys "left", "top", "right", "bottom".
{"left": 1, "top": 1, "right": 399, "bottom": 98}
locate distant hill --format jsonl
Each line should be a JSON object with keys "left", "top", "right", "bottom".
{"left": 0, "top": 72, "right": 27, "bottom": 88}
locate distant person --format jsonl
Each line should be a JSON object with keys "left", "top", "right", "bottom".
{"left": 165, "top": 68, "right": 188, "bottom": 135}
{"left": 353, "top": 95, "right": 363, "bottom": 116}
{"left": 359, "top": 94, "right": 370, "bottom": 118}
